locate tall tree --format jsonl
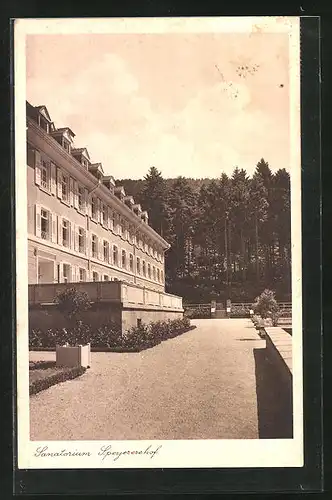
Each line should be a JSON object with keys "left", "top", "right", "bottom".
{"left": 139, "top": 166, "right": 170, "bottom": 239}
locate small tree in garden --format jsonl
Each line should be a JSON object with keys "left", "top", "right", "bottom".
{"left": 54, "top": 288, "right": 91, "bottom": 343}
{"left": 253, "top": 289, "right": 279, "bottom": 320}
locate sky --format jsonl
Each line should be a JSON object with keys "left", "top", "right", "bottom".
{"left": 26, "top": 31, "right": 290, "bottom": 180}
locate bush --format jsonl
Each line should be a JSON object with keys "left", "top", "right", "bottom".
{"left": 92, "top": 322, "right": 122, "bottom": 348}
{"left": 29, "top": 317, "right": 193, "bottom": 352}
{"left": 230, "top": 306, "right": 250, "bottom": 318}
{"left": 54, "top": 287, "right": 91, "bottom": 334}
{"left": 253, "top": 289, "right": 279, "bottom": 320}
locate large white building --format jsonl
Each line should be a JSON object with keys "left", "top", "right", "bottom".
{"left": 26, "top": 101, "right": 169, "bottom": 292}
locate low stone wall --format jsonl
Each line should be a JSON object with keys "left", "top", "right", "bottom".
{"left": 29, "top": 303, "right": 183, "bottom": 333}
{"left": 264, "top": 327, "right": 292, "bottom": 384}
{"left": 29, "top": 302, "right": 122, "bottom": 332}
{"left": 122, "top": 308, "right": 183, "bottom": 331}
{"left": 29, "top": 280, "right": 183, "bottom": 333}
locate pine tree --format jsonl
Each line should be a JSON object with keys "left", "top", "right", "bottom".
{"left": 139, "top": 166, "right": 170, "bottom": 239}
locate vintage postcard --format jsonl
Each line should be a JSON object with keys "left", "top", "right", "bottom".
{"left": 15, "top": 16, "right": 302, "bottom": 469}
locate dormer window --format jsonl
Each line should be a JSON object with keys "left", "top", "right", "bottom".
{"left": 124, "top": 196, "right": 135, "bottom": 209}
{"left": 102, "top": 176, "right": 116, "bottom": 193}
{"left": 71, "top": 148, "right": 90, "bottom": 169}
{"left": 89, "top": 163, "right": 104, "bottom": 180}
{"left": 35, "top": 105, "right": 52, "bottom": 133}
{"left": 133, "top": 204, "right": 142, "bottom": 217}
{"left": 63, "top": 138, "right": 71, "bottom": 153}
{"left": 39, "top": 116, "right": 49, "bottom": 133}
{"left": 114, "top": 186, "right": 126, "bottom": 202}
{"left": 141, "top": 211, "right": 149, "bottom": 224}
{"left": 51, "top": 127, "right": 75, "bottom": 153}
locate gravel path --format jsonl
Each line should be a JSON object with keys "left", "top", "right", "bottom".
{"left": 30, "top": 319, "right": 266, "bottom": 440}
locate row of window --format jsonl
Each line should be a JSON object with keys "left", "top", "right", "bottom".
{"left": 36, "top": 206, "right": 164, "bottom": 284}
{"left": 61, "top": 263, "right": 121, "bottom": 284}
{"left": 32, "top": 150, "right": 164, "bottom": 263}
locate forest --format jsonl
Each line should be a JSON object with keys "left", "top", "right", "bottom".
{"left": 118, "top": 159, "right": 291, "bottom": 304}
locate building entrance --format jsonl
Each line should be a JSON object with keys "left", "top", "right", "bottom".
{"left": 38, "top": 259, "right": 55, "bottom": 284}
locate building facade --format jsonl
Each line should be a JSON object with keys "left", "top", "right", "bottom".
{"left": 26, "top": 101, "right": 169, "bottom": 293}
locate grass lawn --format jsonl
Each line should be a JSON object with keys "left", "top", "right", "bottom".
{"left": 29, "top": 360, "right": 87, "bottom": 395}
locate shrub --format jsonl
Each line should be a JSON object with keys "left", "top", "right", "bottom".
{"left": 253, "top": 289, "right": 279, "bottom": 319}
{"left": 54, "top": 287, "right": 91, "bottom": 326}
{"left": 93, "top": 322, "right": 122, "bottom": 348}
{"left": 230, "top": 306, "right": 250, "bottom": 318}
{"left": 29, "top": 317, "right": 193, "bottom": 351}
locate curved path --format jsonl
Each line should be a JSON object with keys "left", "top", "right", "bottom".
{"left": 30, "top": 319, "right": 276, "bottom": 440}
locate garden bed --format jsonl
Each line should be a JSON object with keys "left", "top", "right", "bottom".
{"left": 29, "top": 361, "right": 87, "bottom": 395}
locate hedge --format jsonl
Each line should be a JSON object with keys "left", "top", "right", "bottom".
{"left": 29, "top": 366, "right": 87, "bottom": 395}
{"left": 29, "top": 317, "right": 194, "bottom": 352}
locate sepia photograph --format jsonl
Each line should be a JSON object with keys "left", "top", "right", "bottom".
{"left": 15, "top": 16, "right": 303, "bottom": 469}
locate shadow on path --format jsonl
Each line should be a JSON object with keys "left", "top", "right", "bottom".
{"left": 254, "top": 348, "right": 293, "bottom": 439}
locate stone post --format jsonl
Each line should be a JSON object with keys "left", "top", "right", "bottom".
{"left": 211, "top": 300, "right": 216, "bottom": 319}
{"left": 226, "top": 298, "right": 231, "bottom": 318}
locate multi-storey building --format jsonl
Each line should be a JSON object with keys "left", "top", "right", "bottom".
{"left": 26, "top": 101, "right": 169, "bottom": 293}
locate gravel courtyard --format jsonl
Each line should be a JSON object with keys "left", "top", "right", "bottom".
{"left": 30, "top": 319, "right": 291, "bottom": 440}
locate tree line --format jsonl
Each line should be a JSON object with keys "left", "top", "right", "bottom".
{"left": 118, "top": 158, "right": 291, "bottom": 304}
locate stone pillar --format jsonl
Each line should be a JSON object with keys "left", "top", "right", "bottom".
{"left": 226, "top": 298, "right": 231, "bottom": 318}
{"left": 211, "top": 300, "right": 216, "bottom": 319}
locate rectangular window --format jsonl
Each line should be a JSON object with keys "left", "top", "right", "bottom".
{"left": 157, "top": 268, "right": 160, "bottom": 282}
{"left": 103, "top": 240, "right": 109, "bottom": 262}
{"left": 118, "top": 219, "right": 123, "bottom": 237}
{"left": 122, "top": 250, "right": 127, "bottom": 269}
{"left": 91, "top": 197, "right": 98, "bottom": 220}
{"left": 101, "top": 204, "right": 107, "bottom": 226}
{"left": 142, "top": 261, "right": 146, "bottom": 277}
{"left": 148, "top": 263, "right": 151, "bottom": 279}
{"left": 40, "top": 209, "right": 50, "bottom": 240}
{"left": 79, "top": 268, "right": 86, "bottom": 282}
{"left": 39, "top": 117, "right": 49, "bottom": 133}
{"left": 62, "top": 174, "right": 69, "bottom": 202}
{"left": 91, "top": 235, "right": 97, "bottom": 258}
{"left": 63, "top": 139, "right": 71, "bottom": 153}
{"left": 78, "top": 228, "right": 85, "bottom": 253}
{"left": 63, "top": 264, "right": 70, "bottom": 283}
{"left": 41, "top": 160, "right": 50, "bottom": 190}
{"left": 161, "top": 270, "right": 164, "bottom": 283}
{"left": 112, "top": 213, "right": 116, "bottom": 232}
{"left": 136, "top": 257, "right": 141, "bottom": 275}
{"left": 153, "top": 266, "right": 156, "bottom": 281}
{"left": 103, "top": 274, "right": 109, "bottom": 281}
{"left": 78, "top": 186, "right": 85, "bottom": 211}
{"left": 62, "top": 219, "right": 70, "bottom": 247}
{"left": 129, "top": 254, "right": 134, "bottom": 272}
{"left": 92, "top": 271, "right": 98, "bottom": 282}
{"left": 113, "top": 245, "right": 118, "bottom": 266}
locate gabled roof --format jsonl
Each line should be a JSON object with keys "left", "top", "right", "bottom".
{"left": 133, "top": 203, "right": 142, "bottom": 212}
{"left": 90, "top": 162, "right": 104, "bottom": 174}
{"left": 114, "top": 186, "right": 126, "bottom": 196}
{"left": 56, "top": 127, "right": 76, "bottom": 139}
{"left": 71, "top": 147, "right": 91, "bottom": 160}
{"left": 35, "top": 105, "right": 52, "bottom": 122}
{"left": 102, "top": 175, "right": 116, "bottom": 186}
{"left": 124, "top": 195, "right": 135, "bottom": 204}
